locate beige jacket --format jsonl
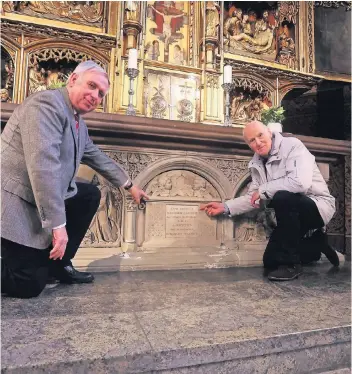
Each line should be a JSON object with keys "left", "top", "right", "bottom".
{"left": 226, "top": 132, "right": 335, "bottom": 225}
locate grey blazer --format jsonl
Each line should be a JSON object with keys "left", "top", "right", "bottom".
{"left": 1, "top": 88, "right": 129, "bottom": 249}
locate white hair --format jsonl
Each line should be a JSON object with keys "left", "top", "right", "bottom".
{"left": 68, "top": 60, "right": 110, "bottom": 84}
{"left": 73, "top": 60, "right": 106, "bottom": 75}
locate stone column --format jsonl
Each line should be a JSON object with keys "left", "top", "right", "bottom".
{"left": 122, "top": 197, "right": 137, "bottom": 252}
{"left": 123, "top": 2, "right": 142, "bottom": 50}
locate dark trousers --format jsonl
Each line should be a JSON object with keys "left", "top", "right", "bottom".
{"left": 1, "top": 183, "right": 101, "bottom": 298}
{"left": 263, "top": 191, "right": 325, "bottom": 268}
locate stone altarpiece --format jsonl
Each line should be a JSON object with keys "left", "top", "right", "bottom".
{"left": 1, "top": 1, "right": 350, "bottom": 270}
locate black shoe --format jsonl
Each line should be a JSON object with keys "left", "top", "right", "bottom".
{"left": 311, "top": 229, "right": 340, "bottom": 267}
{"left": 51, "top": 265, "right": 94, "bottom": 284}
{"left": 268, "top": 265, "right": 302, "bottom": 281}
{"left": 321, "top": 244, "right": 340, "bottom": 267}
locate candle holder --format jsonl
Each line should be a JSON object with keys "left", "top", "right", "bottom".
{"left": 222, "top": 82, "right": 233, "bottom": 127}
{"left": 126, "top": 68, "right": 139, "bottom": 116}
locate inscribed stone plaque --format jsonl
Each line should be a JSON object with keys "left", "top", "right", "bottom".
{"left": 144, "top": 202, "right": 217, "bottom": 247}
{"left": 165, "top": 205, "right": 199, "bottom": 238}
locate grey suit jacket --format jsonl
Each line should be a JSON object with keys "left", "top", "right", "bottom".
{"left": 1, "top": 88, "right": 130, "bottom": 249}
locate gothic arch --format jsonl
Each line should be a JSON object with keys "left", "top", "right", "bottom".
{"left": 24, "top": 40, "right": 109, "bottom": 67}
{"left": 133, "top": 155, "right": 234, "bottom": 201}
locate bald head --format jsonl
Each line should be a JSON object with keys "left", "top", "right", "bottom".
{"left": 243, "top": 121, "right": 272, "bottom": 158}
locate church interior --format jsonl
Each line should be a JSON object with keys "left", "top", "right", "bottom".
{"left": 1, "top": 0, "right": 351, "bottom": 270}
{"left": 1, "top": 2, "right": 351, "bottom": 373}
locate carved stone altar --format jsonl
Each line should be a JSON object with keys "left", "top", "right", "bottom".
{"left": 0, "top": 1, "right": 350, "bottom": 270}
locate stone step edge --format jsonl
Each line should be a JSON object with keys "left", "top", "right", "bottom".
{"left": 4, "top": 325, "right": 351, "bottom": 373}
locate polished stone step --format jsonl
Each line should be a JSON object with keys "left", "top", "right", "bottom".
{"left": 2, "top": 262, "right": 351, "bottom": 374}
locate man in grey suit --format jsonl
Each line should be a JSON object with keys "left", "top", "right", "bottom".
{"left": 1, "top": 61, "right": 149, "bottom": 298}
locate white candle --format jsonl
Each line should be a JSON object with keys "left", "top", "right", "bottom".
{"left": 224, "top": 65, "right": 232, "bottom": 84}
{"left": 128, "top": 48, "right": 138, "bottom": 69}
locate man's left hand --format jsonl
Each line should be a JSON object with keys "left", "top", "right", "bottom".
{"left": 250, "top": 190, "right": 260, "bottom": 208}
{"left": 128, "top": 185, "right": 150, "bottom": 205}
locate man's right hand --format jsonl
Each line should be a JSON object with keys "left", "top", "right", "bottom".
{"left": 50, "top": 227, "right": 68, "bottom": 260}
{"left": 200, "top": 202, "right": 225, "bottom": 217}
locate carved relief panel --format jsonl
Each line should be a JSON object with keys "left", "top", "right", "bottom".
{"left": 145, "top": 170, "right": 220, "bottom": 200}
{"left": 1, "top": 46, "right": 15, "bottom": 103}
{"left": 143, "top": 170, "right": 220, "bottom": 248}
{"left": 223, "top": 1, "right": 298, "bottom": 69}
{"left": 144, "top": 69, "right": 200, "bottom": 122}
{"left": 1, "top": 1, "right": 105, "bottom": 28}
{"left": 26, "top": 48, "right": 107, "bottom": 107}
{"left": 234, "top": 181, "right": 276, "bottom": 243}
{"left": 145, "top": 1, "right": 190, "bottom": 65}
{"left": 229, "top": 78, "right": 273, "bottom": 123}
{"left": 81, "top": 174, "right": 124, "bottom": 248}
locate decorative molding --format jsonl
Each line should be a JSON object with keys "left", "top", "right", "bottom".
{"left": 203, "top": 157, "right": 249, "bottom": 185}
{"left": 2, "top": 1, "right": 105, "bottom": 26}
{"left": 107, "top": 151, "right": 165, "bottom": 181}
{"left": 345, "top": 156, "right": 351, "bottom": 236}
{"left": 307, "top": 2, "right": 315, "bottom": 73}
{"left": 327, "top": 160, "right": 345, "bottom": 234}
{"left": 232, "top": 77, "right": 271, "bottom": 97}
{"left": 278, "top": 1, "right": 299, "bottom": 24}
{"left": 189, "top": 1, "right": 195, "bottom": 65}
{"left": 315, "top": 1, "right": 352, "bottom": 10}
{"left": 1, "top": 20, "right": 116, "bottom": 48}
{"left": 225, "top": 59, "right": 319, "bottom": 84}
{"left": 28, "top": 48, "right": 105, "bottom": 68}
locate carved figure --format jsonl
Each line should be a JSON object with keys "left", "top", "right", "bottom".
{"left": 170, "top": 174, "right": 193, "bottom": 197}
{"left": 225, "top": 8, "right": 276, "bottom": 55}
{"left": 173, "top": 44, "right": 184, "bottom": 65}
{"left": 193, "top": 176, "right": 214, "bottom": 199}
{"left": 5, "top": 1, "right": 103, "bottom": 25}
{"left": 88, "top": 175, "right": 121, "bottom": 244}
{"left": 149, "top": 3, "right": 185, "bottom": 49}
{"left": 244, "top": 97, "right": 265, "bottom": 121}
{"left": 1, "top": 88, "right": 10, "bottom": 102}
{"left": 151, "top": 174, "right": 173, "bottom": 197}
{"left": 224, "top": 8, "right": 243, "bottom": 39}
{"left": 205, "top": 1, "right": 219, "bottom": 37}
{"left": 278, "top": 24, "right": 295, "bottom": 54}
{"left": 28, "top": 63, "right": 47, "bottom": 94}
{"left": 147, "top": 40, "right": 160, "bottom": 61}
{"left": 1, "top": 59, "right": 14, "bottom": 102}
{"left": 125, "top": 0, "right": 138, "bottom": 21}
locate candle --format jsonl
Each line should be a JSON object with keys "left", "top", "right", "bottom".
{"left": 128, "top": 48, "right": 138, "bottom": 69}
{"left": 224, "top": 65, "right": 232, "bottom": 84}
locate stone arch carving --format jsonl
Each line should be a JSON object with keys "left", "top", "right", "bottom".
{"left": 230, "top": 72, "right": 275, "bottom": 123}
{"left": 280, "top": 83, "right": 313, "bottom": 100}
{"left": 134, "top": 156, "right": 234, "bottom": 201}
{"left": 23, "top": 42, "right": 109, "bottom": 99}
{"left": 231, "top": 171, "right": 251, "bottom": 199}
{"left": 133, "top": 156, "right": 234, "bottom": 249}
{"left": 24, "top": 40, "right": 109, "bottom": 65}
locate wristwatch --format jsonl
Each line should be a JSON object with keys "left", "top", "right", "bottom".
{"left": 124, "top": 181, "right": 133, "bottom": 190}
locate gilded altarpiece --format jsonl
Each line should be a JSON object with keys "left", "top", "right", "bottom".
{"left": 1, "top": 1, "right": 350, "bottom": 269}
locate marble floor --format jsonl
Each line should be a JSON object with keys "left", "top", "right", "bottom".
{"left": 1, "top": 261, "right": 351, "bottom": 374}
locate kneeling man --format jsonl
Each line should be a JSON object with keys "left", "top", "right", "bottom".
{"left": 201, "top": 121, "right": 339, "bottom": 281}
{"left": 1, "top": 61, "right": 148, "bottom": 298}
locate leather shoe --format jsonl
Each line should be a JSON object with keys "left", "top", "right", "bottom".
{"left": 321, "top": 244, "right": 340, "bottom": 267}
{"left": 51, "top": 265, "right": 94, "bottom": 284}
{"left": 268, "top": 264, "right": 303, "bottom": 281}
